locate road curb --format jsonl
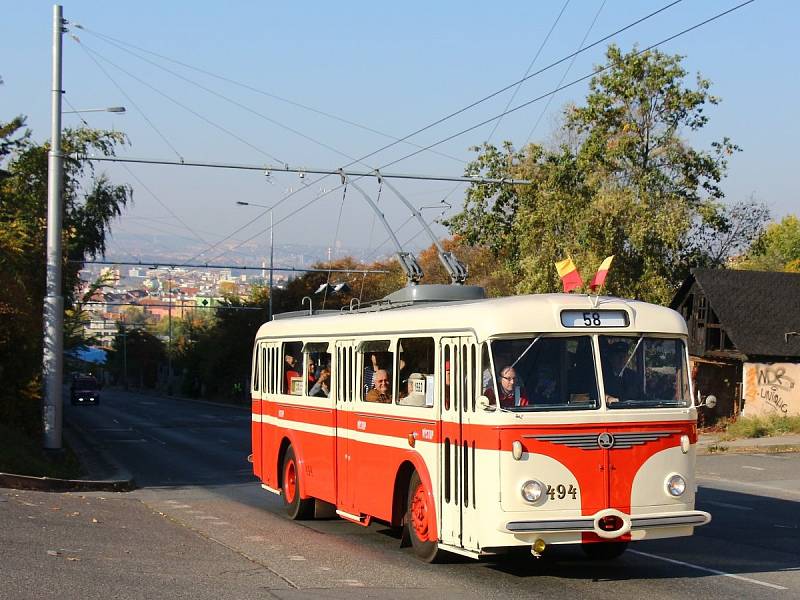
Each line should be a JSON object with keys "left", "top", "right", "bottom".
{"left": 698, "top": 443, "right": 800, "bottom": 455}
{"left": 0, "top": 471, "right": 136, "bottom": 492}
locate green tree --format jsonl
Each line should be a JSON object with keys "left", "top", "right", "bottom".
{"left": 0, "top": 116, "right": 131, "bottom": 429}
{"left": 737, "top": 215, "right": 800, "bottom": 272}
{"left": 447, "top": 45, "right": 766, "bottom": 303}
{"left": 108, "top": 325, "right": 166, "bottom": 389}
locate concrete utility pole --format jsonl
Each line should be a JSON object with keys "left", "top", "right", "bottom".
{"left": 43, "top": 4, "right": 65, "bottom": 450}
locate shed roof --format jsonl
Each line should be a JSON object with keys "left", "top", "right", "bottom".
{"left": 671, "top": 269, "right": 800, "bottom": 358}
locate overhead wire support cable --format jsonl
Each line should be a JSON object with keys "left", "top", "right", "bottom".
{"left": 74, "top": 39, "right": 284, "bottom": 164}
{"left": 76, "top": 34, "right": 374, "bottom": 170}
{"left": 69, "top": 35, "right": 185, "bottom": 162}
{"left": 73, "top": 23, "right": 466, "bottom": 166}
{"left": 84, "top": 156, "right": 534, "bottom": 185}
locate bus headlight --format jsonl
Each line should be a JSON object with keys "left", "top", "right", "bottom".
{"left": 521, "top": 480, "right": 545, "bottom": 503}
{"left": 666, "top": 474, "right": 686, "bottom": 497}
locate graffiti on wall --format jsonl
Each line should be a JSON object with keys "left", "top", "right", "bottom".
{"left": 743, "top": 362, "right": 799, "bottom": 416}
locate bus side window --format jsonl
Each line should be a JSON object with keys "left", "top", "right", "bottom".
{"left": 282, "top": 341, "right": 303, "bottom": 395}
{"left": 306, "top": 351, "right": 332, "bottom": 398}
{"left": 481, "top": 342, "right": 494, "bottom": 404}
{"left": 443, "top": 345, "right": 451, "bottom": 410}
{"left": 396, "top": 337, "right": 435, "bottom": 407}
{"left": 252, "top": 345, "right": 260, "bottom": 393}
{"left": 359, "top": 340, "right": 393, "bottom": 402}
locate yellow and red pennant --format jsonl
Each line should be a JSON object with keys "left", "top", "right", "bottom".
{"left": 589, "top": 255, "right": 614, "bottom": 292}
{"left": 555, "top": 257, "right": 583, "bottom": 293}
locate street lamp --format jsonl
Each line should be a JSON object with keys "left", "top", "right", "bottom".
{"left": 63, "top": 106, "right": 126, "bottom": 114}
{"left": 43, "top": 4, "right": 66, "bottom": 450}
{"left": 236, "top": 201, "right": 273, "bottom": 321}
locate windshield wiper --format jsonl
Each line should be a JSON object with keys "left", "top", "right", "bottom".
{"left": 511, "top": 336, "right": 541, "bottom": 369}
{"left": 618, "top": 335, "right": 644, "bottom": 377}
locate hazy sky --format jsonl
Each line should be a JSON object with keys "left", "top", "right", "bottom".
{"left": 3, "top": 0, "right": 797, "bottom": 265}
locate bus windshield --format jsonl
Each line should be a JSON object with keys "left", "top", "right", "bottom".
{"left": 599, "top": 336, "right": 691, "bottom": 409}
{"left": 486, "top": 336, "right": 599, "bottom": 411}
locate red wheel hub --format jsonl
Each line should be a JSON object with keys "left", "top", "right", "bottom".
{"left": 410, "top": 483, "right": 430, "bottom": 542}
{"left": 284, "top": 459, "right": 297, "bottom": 504}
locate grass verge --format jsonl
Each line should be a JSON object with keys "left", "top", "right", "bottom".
{"left": 0, "top": 423, "right": 83, "bottom": 479}
{"left": 715, "top": 414, "right": 800, "bottom": 441}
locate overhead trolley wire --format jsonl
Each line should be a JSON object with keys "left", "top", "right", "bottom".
{"left": 75, "top": 34, "right": 375, "bottom": 170}
{"left": 485, "top": 0, "right": 571, "bottom": 144}
{"left": 74, "top": 23, "right": 466, "bottom": 166}
{"left": 179, "top": 0, "right": 686, "bottom": 266}
{"left": 525, "top": 0, "right": 607, "bottom": 143}
{"left": 204, "top": 0, "right": 754, "bottom": 267}
{"left": 74, "top": 39, "right": 285, "bottom": 164}
{"left": 378, "top": 0, "right": 757, "bottom": 171}
{"left": 70, "top": 37, "right": 185, "bottom": 163}
{"left": 118, "top": 0, "right": 720, "bottom": 269}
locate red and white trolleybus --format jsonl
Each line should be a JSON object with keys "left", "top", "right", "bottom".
{"left": 250, "top": 285, "right": 710, "bottom": 561}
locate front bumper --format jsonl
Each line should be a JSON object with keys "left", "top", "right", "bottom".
{"left": 505, "top": 508, "right": 711, "bottom": 539}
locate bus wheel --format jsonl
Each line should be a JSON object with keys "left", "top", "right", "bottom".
{"left": 581, "top": 541, "right": 628, "bottom": 560}
{"left": 406, "top": 471, "right": 439, "bottom": 562}
{"left": 282, "top": 446, "right": 313, "bottom": 520}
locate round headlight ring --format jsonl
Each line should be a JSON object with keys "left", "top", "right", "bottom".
{"left": 666, "top": 474, "right": 686, "bottom": 497}
{"left": 521, "top": 479, "right": 545, "bottom": 503}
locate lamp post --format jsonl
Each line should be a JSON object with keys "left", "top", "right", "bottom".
{"left": 236, "top": 201, "right": 273, "bottom": 321}
{"left": 42, "top": 5, "right": 126, "bottom": 449}
{"left": 63, "top": 106, "right": 126, "bottom": 114}
{"left": 43, "top": 4, "right": 65, "bottom": 450}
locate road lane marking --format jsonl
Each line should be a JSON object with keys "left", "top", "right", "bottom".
{"left": 198, "top": 516, "right": 220, "bottom": 520}
{"left": 630, "top": 550, "right": 787, "bottom": 590}
{"left": 704, "top": 500, "right": 753, "bottom": 511}
{"left": 742, "top": 465, "right": 765, "bottom": 471}
{"left": 699, "top": 476, "right": 800, "bottom": 499}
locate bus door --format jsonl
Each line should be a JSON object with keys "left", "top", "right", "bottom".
{"left": 439, "top": 337, "right": 480, "bottom": 552}
{"left": 260, "top": 342, "right": 281, "bottom": 489}
{"left": 334, "top": 340, "right": 357, "bottom": 513}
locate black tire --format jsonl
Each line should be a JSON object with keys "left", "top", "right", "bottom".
{"left": 406, "top": 470, "right": 440, "bottom": 562}
{"left": 281, "top": 446, "right": 314, "bottom": 520}
{"left": 581, "top": 541, "right": 628, "bottom": 560}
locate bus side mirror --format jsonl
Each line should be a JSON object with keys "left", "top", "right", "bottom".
{"left": 695, "top": 391, "right": 717, "bottom": 409}
{"left": 478, "top": 395, "right": 494, "bottom": 411}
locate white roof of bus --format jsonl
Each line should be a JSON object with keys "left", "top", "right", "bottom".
{"left": 254, "top": 293, "right": 687, "bottom": 343}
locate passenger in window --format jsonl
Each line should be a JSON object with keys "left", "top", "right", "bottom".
{"left": 364, "top": 353, "right": 381, "bottom": 392}
{"left": 284, "top": 354, "right": 301, "bottom": 393}
{"left": 486, "top": 365, "right": 529, "bottom": 408}
{"left": 603, "top": 342, "right": 637, "bottom": 403}
{"left": 365, "top": 369, "right": 391, "bottom": 403}
{"left": 532, "top": 363, "right": 557, "bottom": 403}
{"left": 309, "top": 368, "right": 331, "bottom": 398}
{"left": 307, "top": 358, "right": 317, "bottom": 385}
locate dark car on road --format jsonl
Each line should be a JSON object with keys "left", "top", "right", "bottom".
{"left": 71, "top": 376, "right": 100, "bottom": 406}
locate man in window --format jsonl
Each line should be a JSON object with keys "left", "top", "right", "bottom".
{"left": 365, "top": 369, "right": 391, "bottom": 403}
{"left": 486, "top": 365, "right": 529, "bottom": 408}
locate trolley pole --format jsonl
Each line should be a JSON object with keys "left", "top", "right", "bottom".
{"left": 43, "top": 4, "right": 65, "bottom": 450}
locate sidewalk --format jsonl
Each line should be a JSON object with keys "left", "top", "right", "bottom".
{"left": 697, "top": 432, "right": 800, "bottom": 455}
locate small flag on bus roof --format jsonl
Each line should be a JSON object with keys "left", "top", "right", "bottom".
{"left": 589, "top": 255, "right": 614, "bottom": 292}
{"left": 555, "top": 257, "right": 583, "bottom": 293}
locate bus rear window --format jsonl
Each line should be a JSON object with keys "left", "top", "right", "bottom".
{"left": 487, "top": 336, "right": 599, "bottom": 411}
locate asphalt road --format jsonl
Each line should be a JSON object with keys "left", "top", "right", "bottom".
{"left": 4, "top": 388, "right": 797, "bottom": 599}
